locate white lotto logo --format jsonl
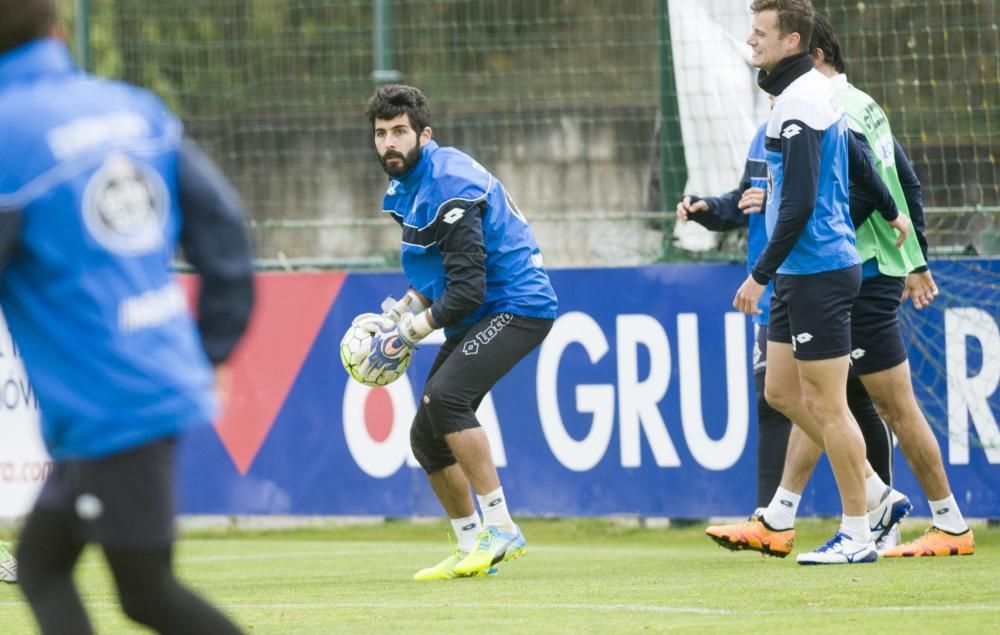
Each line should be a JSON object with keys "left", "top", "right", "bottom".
{"left": 442, "top": 208, "right": 466, "bottom": 224}
{"left": 781, "top": 123, "right": 802, "bottom": 139}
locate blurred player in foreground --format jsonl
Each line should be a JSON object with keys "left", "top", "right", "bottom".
{"left": 360, "top": 84, "right": 557, "bottom": 580}
{"left": 0, "top": 0, "right": 255, "bottom": 631}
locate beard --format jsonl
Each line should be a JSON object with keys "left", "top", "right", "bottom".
{"left": 379, "top": 144, "right": 423, "bottom": 178}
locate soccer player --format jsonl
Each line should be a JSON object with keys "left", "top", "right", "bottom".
{"left": 0, "top": 540, "right": 16, "bottom": 583}
{"left": 682, "top": 112, "right": 907, "bottom": 556}
{"left": 725, "top": 14, "right": 973, "bottom": 559}
{"left": 1, "top": 1, "right": 254, "bottom": 632}
{"left": 732, "top": 0, "right": 908, "bottom": 565}
{"left": 360, "top": 85, "right": 558, "bottom": 580}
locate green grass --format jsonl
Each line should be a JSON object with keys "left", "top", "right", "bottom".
{"left": 2, "top": 518, "right": 999, "bottom": 634}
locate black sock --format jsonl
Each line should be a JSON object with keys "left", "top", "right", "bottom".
{"left": 756, "top": 372, "right": 792, "bottom": 509}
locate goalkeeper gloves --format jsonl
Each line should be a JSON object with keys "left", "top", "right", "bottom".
{"left": 381, "top": 290, "right": 429, "bottom": 323}
{"left": 359, "top": 310, "right": 436, "bottom": 377}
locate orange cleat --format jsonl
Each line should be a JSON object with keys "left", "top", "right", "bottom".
{"left": 705, "top": 513, "right": 794, "bottom": 557}
{"left": 880, "top": 527, "right": 974, "bottom": 557}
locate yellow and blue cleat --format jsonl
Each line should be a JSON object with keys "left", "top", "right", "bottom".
{"left": 452, "top": 525, "right": 526, "bottom": 576}
{"left": 413, "top": 549, "right": 498, "bottom": 581}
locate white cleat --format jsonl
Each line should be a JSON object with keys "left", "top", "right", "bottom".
{"left": 875, "top": 524, "right": 901, "bottom": 555}
{"left": 797, "top": 532, "right": 878, "bottom": 565}
{"left": 868, "top": 488, "right": 912, "bottom": 545}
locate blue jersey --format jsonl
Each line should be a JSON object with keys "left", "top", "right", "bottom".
{"left": 382, "top": 140, "right": 557, "bottom": 338}
{"left": 0, "top": 39, "right": 253, "bottom": 459}
{"left": 752, "top": 61, "right": 859, "bottom": 283}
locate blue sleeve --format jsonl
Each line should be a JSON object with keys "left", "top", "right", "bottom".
{"left": 177, "top": 138, "right": 255, "bottom": 364}
{"left": 691, "top": 160, "right": 752, "bottom": 231}
{"left": 428, "top": 198, "right": 487, "bottom": 328}
{"left": 846, "top": 131, "right": 898, "bottom": 228}
{"left": 751, "top": 119, "right": 821, "bottom": 284}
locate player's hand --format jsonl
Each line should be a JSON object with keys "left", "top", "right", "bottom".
{"left": 359, "top": 321, "right": 415, "bottom": 378}
{"left": 380, "top": 290, "right": 429, "bottom": 323}
{"left": 732, "top": 275, "right": 765, "bottom": 316}
{"left": 889, "top": 214, "right": 910, "bottom": 248}
{"left": 358, "top": 312, "right": 434, "bottom": 377}
{"left": 902, "top": 269, "right": 939, "bottom": 310}
{"left": 738, "top": 187, "right": 766, "bottom": 215}
{"left": 675, "top": 195, "right": 708, "bottom": 223}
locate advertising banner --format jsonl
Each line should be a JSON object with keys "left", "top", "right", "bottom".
{"left": 3, "top": 261, "right": 997, "bottom": 519}
{"left": 175, "top": 261, "right": 1000, "bottom": 519}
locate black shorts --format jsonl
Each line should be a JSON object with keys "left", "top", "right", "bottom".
{"left": 420, "top": 313, "right": 553, "bottom": 438}
{"left": 850, "top": 274, "right": 907, "bottom": 375}
{"left": 767, "top": 265, "right": 861, "bottom": 361}
{"left": 32, "top": 438, "right": 177, "bottom": 547}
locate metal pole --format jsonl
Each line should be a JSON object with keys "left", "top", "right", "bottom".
{"left": 372, "top": 0, "right": 402, "bottom": 86}
{"left": 657, "top": 0, "right": 687, "bottom": 254}
{"left": 75, "top": 0, "right": 91, "bottom": 72}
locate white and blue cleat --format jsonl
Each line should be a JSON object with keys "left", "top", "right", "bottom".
{"left": 868, "top": 488, "right": 913, "bottom": 545}
{"left": 797, "top": 532, "right": 878, "bottom": 565}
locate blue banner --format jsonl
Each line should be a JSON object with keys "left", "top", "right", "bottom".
{"left": 178, "top": 260, "right": 1000, "bottom": 518}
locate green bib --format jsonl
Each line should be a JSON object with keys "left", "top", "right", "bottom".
{"left": 836, "top": 76, "right": 926, "bottom": 276}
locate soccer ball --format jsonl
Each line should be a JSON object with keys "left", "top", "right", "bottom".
{"left": 339, "top": 320, "right": 411, "bottom": 387}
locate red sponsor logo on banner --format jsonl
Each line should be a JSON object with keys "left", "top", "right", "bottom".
{"left": 182, "top": 272, "right": 346, "bottom": 474}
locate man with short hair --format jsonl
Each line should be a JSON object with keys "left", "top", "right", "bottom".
{"left": 732, "top": 0, "right": 907, "bottom": 565}
{"left": 721, "top": 13, "right": 973, "bottom": 559}
{"left": 683, "top": 109, "right": 909, "bottom": 558}
{"left": 2, "top": 1, "right": 254, "bottom": 631}
{"left": 360, "top": 84, "right": 558, "bottom": 580}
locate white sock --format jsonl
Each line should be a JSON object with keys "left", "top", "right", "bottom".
{"left": 864, "top": 472, "right": 889, "bottom": 511}
{"left": 762, "top": 487, "right": 800, "bottom": 530}
{"left": 450, "top": 512, "right": 482, "bottom": 553}
{"left": 477, "top": 487, "right": 516, "bottom": 534}
{"left": 840, "top": 514, "right": 872, "bottom": 544}
{"left": 929, "top": 494, "right": 969, "bottom": 534}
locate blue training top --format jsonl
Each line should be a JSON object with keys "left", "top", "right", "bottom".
{"left": 381, "top": 140, "right": 558, "bottom": 338}
{"left": 0, "top": 39, "right": 254, "bottom": 459}
{"left": 752, "top": 56, "right": 859, "bottom": 283}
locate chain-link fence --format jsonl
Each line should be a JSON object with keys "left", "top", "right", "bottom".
{"left": 59, "top": 0, "right": 999, "bottom": 268}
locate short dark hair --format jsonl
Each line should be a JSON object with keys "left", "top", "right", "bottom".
{"left": 366, "top": 84, "right": 431, "bottom": 132}
{"left": 750, "top": 0, "right": 815, "bottom": 53}
{"left": 810, "top": 13, "right": 846, "bottom": 73}
{"left": 0, "top": 0, "right": 57, "bottom": 55}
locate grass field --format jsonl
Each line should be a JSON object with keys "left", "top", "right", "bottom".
{"left": 2, "top": 518, "right": 998, "bottom": 634}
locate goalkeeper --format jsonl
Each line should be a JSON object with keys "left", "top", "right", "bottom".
{"left": 359, "top": 84, "right": 558, "bottom": 580}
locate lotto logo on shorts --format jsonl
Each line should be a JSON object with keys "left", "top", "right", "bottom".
{"left": 462, "top": 313, "right": 514, "bottom": 356}
{"left": 791, "top": 331, "right": 813, "bottom": 352}
{"left": 851, "top": 348, "right": 866, "bottom": 360}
